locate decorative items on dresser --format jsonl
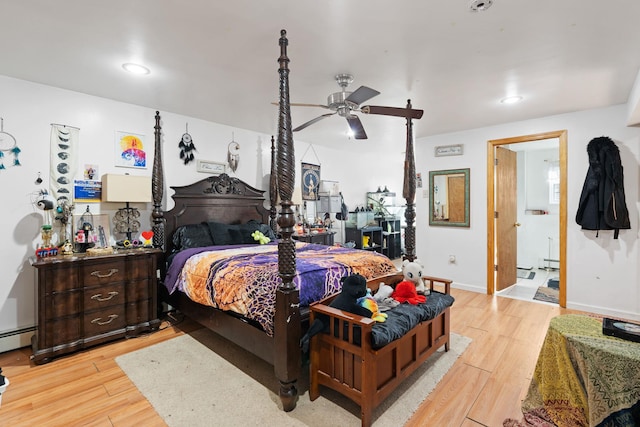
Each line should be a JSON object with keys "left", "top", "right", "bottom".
{"left": 30, "top": 248, "right": 161, "bottom": 364}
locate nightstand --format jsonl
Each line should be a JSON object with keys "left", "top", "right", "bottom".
{"left": 30, "top": 248, "right": 161, "bottom": 364}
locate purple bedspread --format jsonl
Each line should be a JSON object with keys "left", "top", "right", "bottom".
{"left": 164, "top": 242, "right": 397, "bottom": 336}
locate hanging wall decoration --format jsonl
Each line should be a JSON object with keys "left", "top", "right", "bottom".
{"left": 50, "top": 124, "right": 79, "bottom": 205}
{"left": 300, "top": 143, "right": 322, "bottom": 201}
{"left": 301, "top": 162, "right": 320, "bottom": 201}
{"left": 178, "top": 123, "right": 196, "bottom": 165}
{"left": 227, "top": 135, "right": 240, "bottom": 172}
{"left": 115, "top": 131, "right": 147, "bottom": 169}
{"left": 50, "top": 123, "right": 80, "bottom": 242}
{"left": 0, "top": 117, "right": 21, "bottom": 170}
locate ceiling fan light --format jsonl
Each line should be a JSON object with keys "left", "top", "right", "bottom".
{"left": 122, "top": 63, "right": 150, "bottom": 75}
{"left": 500, "top": 95, "right": 523, "bottom": 105}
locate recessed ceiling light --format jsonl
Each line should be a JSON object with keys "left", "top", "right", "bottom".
{"left": 122, "top": 63, "right": 150, "bottom": 75}
{"left": 500, "top": 95, "right": 523, "bottom": 105}
{"left": 469, "top": 0, "right": 493, "bottom": 12}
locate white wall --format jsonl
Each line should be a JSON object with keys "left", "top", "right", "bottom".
{"left": 0, "top": 75, "right": 405, "bottom": 350}
{"left": 416, "top": 104, "right": 640, "bottom": 320}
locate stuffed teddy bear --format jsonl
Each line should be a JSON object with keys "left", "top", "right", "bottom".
{"left": 358, "top": 289, "right": 387, "bottom": 322}
{"left": 251, "top": 230, "right": 271, "bottom": 244}
{"left": 391, "top": 259, "right": 427, "bottom": 305}
{"left": 300, "top": 274, "right": 372, "bottom": 352}
{"left": 372, "top": 283, "right": 399, "bottom": 311}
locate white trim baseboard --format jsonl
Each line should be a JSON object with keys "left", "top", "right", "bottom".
{"left": 0, "top": 327, "right": 35, "bottom": 353}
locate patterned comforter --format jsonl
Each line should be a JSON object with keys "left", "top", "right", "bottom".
{"left": 164, "top": 242, "right": 397, "bottom": 337}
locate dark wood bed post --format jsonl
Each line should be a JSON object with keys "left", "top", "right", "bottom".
{"left": 269, "top": 135, "right": 278, "bottom": 233}
{"left": 152, "top": 111, "right": 165, "bottom": 250}
{"left": 403, "top": 100, "right": 417, "bottom": 262}
{"left": 274, "top": 29, "right": 300, "bottom": 412}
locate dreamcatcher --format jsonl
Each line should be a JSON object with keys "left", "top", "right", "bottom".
{"left": 227, "top": 134, "right": 240, "bottom": 172}
{"left": 0, "top": 117, "right": 21, "bottom": 170}
{"left": 178, "top": 123, "right": 196, "bottom": 164}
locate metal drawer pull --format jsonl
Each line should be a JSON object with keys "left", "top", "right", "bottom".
{"left": 90, "top": 268, "right": 119, "bottom": 278}
{"left": 91, "top": 314, "right": 118, "bottom": 325}
{"left": 91, "top": 291, "right": 119, "bottom": 302}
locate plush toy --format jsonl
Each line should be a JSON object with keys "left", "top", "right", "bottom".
{"left": 362, "top": 235, "right": 370, "bottom": 248}
{"left": 300, "top": 273, "right": 372, "bottom": 352}
{"left": 358, "top": 289, "right": 387, "bottom": 322}
{"left": 373, "top": 283, "right": 400, "bottom": 311}
{"left": 251, "top": 230, "right": 271, "bottom": 244}
{"left": 391, "top": 259, "right": 427, "bottom": 305}
{"left": 402, "top": 259, "right": 427, "bottom": 295}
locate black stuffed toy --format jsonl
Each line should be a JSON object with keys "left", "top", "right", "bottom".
{"left": 300, "top": 273, "right": 372, "bottom": 353}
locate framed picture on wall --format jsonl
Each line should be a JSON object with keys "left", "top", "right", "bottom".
{"left": 115, "top": 131, "right": 147, "bottom": 169}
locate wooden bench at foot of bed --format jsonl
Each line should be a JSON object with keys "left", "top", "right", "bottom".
{"left": 308, "top": 272, "right": 452, "bottom": 427}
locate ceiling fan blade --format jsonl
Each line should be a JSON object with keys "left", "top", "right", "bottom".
{"left": 293, "top": 113, "right": 335, "bottom": 132}
{"left": 360, "top": 105, "right": 424, "bottom": 119}
{"left": 346, "top": 115, "right": 367, "bottom": 139}
{"left": 345, "top": 86, "right": 380, "bottom": 106}
{"left": 271, "top": 102, "right": 331, "bottom": 109}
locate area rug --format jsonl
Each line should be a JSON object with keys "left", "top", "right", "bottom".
{"left": 516, "top": 269, "right": 535, "bottom": 280}
{"left": 116, "top": 328, "right": 471, "bottom": 427}
{"left": 533, "top": 286, "right": 559, "bottom": 304}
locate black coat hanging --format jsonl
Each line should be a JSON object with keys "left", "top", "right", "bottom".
{"left": 576, "top": 136, "right": 630, "bottom": 239}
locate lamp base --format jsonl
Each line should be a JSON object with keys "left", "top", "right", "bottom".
{"left": 114, "top": 202, "right": 141, "bottom": 242}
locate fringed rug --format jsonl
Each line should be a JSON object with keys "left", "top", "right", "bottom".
{"left": 116, "top": 328, "right": 471, "bottom": 427}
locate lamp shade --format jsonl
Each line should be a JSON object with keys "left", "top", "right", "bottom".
{"left": 101, "top": 174, "right": 152, "bottom": 203}
{"left": 291, "top": 187, "right": 303, "bottom": 206}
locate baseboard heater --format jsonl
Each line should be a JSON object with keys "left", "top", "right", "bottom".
{"left": 0, "top": 326, "right": 35, "bottom": 353}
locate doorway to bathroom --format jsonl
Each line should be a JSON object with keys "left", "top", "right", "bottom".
{"left": 486, "top": 130, "right": 567, "bottom": 307}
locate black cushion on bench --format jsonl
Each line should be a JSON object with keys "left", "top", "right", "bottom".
{"left": 370, "top": 291, "right": 455, "bottom": 349}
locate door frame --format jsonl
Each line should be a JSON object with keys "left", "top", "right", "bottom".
{"left": 486, "top": 130, "right": 567, "bottom": 307}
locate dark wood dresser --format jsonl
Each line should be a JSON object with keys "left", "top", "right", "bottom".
{"left": 30, "top": 248, "right": 161, "bottom": 364}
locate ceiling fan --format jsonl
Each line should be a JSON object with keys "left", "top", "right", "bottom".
{"left": 288, "top": 73, "right": 423, "bottom": 139}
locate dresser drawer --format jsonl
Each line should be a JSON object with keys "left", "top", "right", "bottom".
{"left": 127, "top": 255, "right": 155, "bottom": 280}
{"left": 126, "top": 298, "right": 152, "bottom": 325}
{"left": 43, "top": 315, "right": 82, "bottom": 348}
{"left": 83, "top": 260, "right": 126, "bottom": 287}
{"left": 84, "top": 282, "right": 126, "bottom": 311}
{"left": 39, "top": 265, "right": 81, "bottom": 294}
{"left": 45, "top": 289, "right": 82, "bottom": 319}
{"left": 125, "top": 279, "right": 151, "bottom": 301}
{"left": 83, "top": 304, "right": 126, "bottom": 336}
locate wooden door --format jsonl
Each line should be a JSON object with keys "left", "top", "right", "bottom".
{"left": 495, "top": 146, "right": 517, "bottom": 291}
{"left": 447, "top": 175, "right": 465, "bottom": 222}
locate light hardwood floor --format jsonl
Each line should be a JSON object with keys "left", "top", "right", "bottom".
{"left": 0, "top": 288, "right": 582, "bottom": 427}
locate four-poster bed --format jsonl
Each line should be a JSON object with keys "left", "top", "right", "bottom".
{"left": 150, "top": 29, "right": 424, "bottom": 412}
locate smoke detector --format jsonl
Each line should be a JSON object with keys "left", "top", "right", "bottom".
{"left": 469, "top": 0, "right": 493, "bottom": 12}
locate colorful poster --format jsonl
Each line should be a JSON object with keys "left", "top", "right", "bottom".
{"left": 115, "top": 131, "right": 146, "bottom": 169}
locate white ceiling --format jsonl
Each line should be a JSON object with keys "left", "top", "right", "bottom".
{"left": 2, "top": 1, "right": 640, "bottom": 149}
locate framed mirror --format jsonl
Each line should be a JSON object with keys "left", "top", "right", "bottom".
{"left": 429, "top": 168, "right": 470, "bottom": 227}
